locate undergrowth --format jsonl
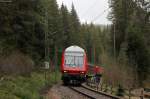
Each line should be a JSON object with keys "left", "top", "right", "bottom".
{"left": 0, "top": 71, "right": 61, "bottom": 99}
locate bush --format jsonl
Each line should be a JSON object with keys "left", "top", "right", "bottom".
{"left": 0, "top": 50, "right": 34, "bottom": 75}
{"left": 100, "top": 51, "right": 135, "bottom": 88}
{"left": 0, "top": 72, "right": 61, "bottom": 99}
{"left": 0, "top": 91, "right": 19, "bottom": 99}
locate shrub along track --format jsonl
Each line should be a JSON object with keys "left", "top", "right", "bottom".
{"left": 69, "top": 84, "right": 121, "bottom": 99}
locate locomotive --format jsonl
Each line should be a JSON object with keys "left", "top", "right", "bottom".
{"left": 61, "top": 45, "right": 88, "bottom": 84}
{"left": 61, "top": 45, "right": 103, "bottom": 85}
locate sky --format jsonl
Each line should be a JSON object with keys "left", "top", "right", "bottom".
{"left": 56, "top": 0, "right": 112, "bottom": 25}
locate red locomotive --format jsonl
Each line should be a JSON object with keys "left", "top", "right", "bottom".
{"left": 61, "top": 45, "right": 88, "bottom": 84}
{"left": 61, "top": 45, "right": 104, "bottom": 85}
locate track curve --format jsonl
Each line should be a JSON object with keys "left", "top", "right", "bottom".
{"left": 69, "top": 84, "right": 121, "bottom": 99}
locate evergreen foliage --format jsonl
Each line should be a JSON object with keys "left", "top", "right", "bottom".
{"left": 109, "top": 0, "right": 150, "bottom": 86}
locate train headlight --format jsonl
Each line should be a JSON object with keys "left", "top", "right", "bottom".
{"left": 64, "top": 71, "right": 67, "bottom": 73}
{"left": 81, "top": 72, "right": 84, "bottom": 74}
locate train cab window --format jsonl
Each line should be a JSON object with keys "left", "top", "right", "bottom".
{"left": 65, "top": 52, "right": 84, "bottom": 67}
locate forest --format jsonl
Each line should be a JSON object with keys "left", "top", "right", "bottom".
{"left": 0, "top": 0, "right": 149, "bottom": 91}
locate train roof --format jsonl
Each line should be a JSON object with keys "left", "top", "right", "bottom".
{"left": 65, "top": 45, "right": 85, "bottom": 53}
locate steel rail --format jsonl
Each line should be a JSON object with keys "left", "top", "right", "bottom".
{"left": 69, "top": 85, "right": 121, "bottom": 99}
{"left": 81, "top": 84, "right": 121, "bottom": 99}
{"left": 69, "top": 86, "right": 95, "bottom": 99}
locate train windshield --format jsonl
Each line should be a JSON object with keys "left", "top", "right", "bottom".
{"left": 65, "top": 52, "right": 84, "bottom": 67}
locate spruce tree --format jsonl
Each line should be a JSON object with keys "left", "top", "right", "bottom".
{"left": 70, "top": 4, "right": 81, "bottom": 45}
{"left": 60, "top": 4, "right": 71, "bottom": 47}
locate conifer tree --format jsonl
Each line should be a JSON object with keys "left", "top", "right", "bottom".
{"left": 60, "top": 4, "right": 71, "bottom": 47}
{"left": 70, "top": 4, "right": 81, "bottom": 45}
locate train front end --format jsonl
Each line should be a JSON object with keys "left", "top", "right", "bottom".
{"left": 61, "top": 46, "right": 87, "bottom": 84}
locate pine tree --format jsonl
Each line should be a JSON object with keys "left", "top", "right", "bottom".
{"left": 45, "top": 0, "right": 62, "bottom": 60}
{"left": 60, "top": 4, "right": 71, "bottom": 47}
{"left": 70, "top": 4, "right": 81, "bottom": 45}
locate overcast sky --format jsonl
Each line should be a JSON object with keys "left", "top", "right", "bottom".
{"left": 56, "top": 0, "right": 112, "bottom": 25}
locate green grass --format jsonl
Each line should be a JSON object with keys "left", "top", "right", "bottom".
{"left": 0, "top": 71, "right": 61, "bottom": 99}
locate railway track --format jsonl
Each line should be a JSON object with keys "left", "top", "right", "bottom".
{"left": 69, "top": 84, "right": 121, "bottom": 99}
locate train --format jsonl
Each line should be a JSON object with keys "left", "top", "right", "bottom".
{"left": 61, "top": 45, "right": 103, "bottom": 85}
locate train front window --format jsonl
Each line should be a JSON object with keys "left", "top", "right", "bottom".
{"left": 65, "top": 52, "right": 84, "bottom": 67}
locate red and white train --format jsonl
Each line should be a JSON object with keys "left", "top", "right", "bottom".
{"left": 61, "top": 45, "right": 103, "bottom": 85}
{"left": 61, "top": 45, "right": 88, "bottom": 84}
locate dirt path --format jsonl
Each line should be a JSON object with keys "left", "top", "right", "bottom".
{"left": 45, "top": 84, "right": 89, "bottom": 99}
